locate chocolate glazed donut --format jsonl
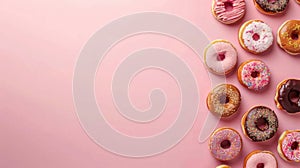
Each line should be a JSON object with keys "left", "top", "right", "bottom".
{"left": 275, "top": 79, "right": 300, "bottom": 114}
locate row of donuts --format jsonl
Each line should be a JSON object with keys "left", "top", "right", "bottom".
{"left": 212, "top": 0, "right": 299, "bottom": 25}
{"left": 207, "top": 78, "right": 300, "bottom": 119}
{"left": 209, "top": 116, "right": 299, "bottom": 167}
{"left": 239, "top": 19, "right": 300, "bottom": 56}
{"left": 210, "top": 127, "right": 300, "bottom": 167}
{"left": 204, "top": 20, "right": 300, "bottom": 83}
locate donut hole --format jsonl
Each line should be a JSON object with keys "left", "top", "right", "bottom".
{"left": 291, "top": 31, "right": 299, "bottom": 40}
{"left": 217, "top": 52, "right": 226, "bottom": 61}
{"left": 251, "top": 71, "right": 260, "bottom": 78}
{"left": 219, "top": 94, "right": 230, "bottom": 104}
{"left": 288, "top": 90, "right": 300, "bottom": 104}
{"left": 252, "top": 33, "right": 260, "bottom": 41}
{"left": 291, "top": 141, "right": 299, "bottom": 150}
{"left": 256, "top": 163, "right": 265, "bottom": 168}
{"left": 224, "top": 2, "right": 233, "bottom": 11}
{"left": 255, "top": 117, "right": 269, "bottom": 131}
{"left": 220, "top": 139, "right": 231, "bottom": 149}
{"left": 267, "top": 0, "right": 276, "bottom": 3}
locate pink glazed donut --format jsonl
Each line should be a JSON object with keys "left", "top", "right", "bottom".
{"left": 244, "top": 150, "right": 277, "bottom": 168}
{"left": 238, "top": 60, "right": 271, "bottom": 91}
{"left": 278, "top": 130, "right": 300, "bottom": 162}
{"left": 204, "top": 40, "right": 238, "bottom": 75}
{"left": 212, "top": 0, "right": 246, "bottom": 24}
{"left": 209, "top": 127, "right": 243, "bottom": 161}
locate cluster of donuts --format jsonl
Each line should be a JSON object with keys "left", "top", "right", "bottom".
{"left": 206, "top": 0, "right": 300, "bottom": 167}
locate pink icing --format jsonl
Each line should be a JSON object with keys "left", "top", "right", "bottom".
{"left": 213, "top": 0, "right": 246, "bottom": 23}
{"left": 209, "top": 128, "right": 242, "bottom": 161}
{"left": 245, "top": 152, "right": 277, "bottom": 168}
{"left": 281, "top": 131, "right": 300, "bottom": 162}
{"left": 241, "top": 60, "right": 271, "bottom": 91}
{"left": 205, "top": 41, "right": 237, "bottom": 75}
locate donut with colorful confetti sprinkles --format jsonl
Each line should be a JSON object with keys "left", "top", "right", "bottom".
{"left": 239, "top": 20, "right": 273, "bottom": 54}
{"left": 278, "top": 130, "right": 300, "bottom": 162}
{"left": 238, "top": 60, "right": 271, "bottom": 91}
{"left": 241, "top": 106, "right": 278, "bottom": 142}
{"left": 253, "top": 0, "right": 289, "bottom": 15}
{"left": 209, "top": 127, "right": 243, "bottom": 161}
{"left": 243, "top": 150, "right": 277, "bottom": 168}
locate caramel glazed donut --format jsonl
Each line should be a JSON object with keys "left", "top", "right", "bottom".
{"left": 277, "top": 20, "right": 300, "bottom": 55}
{"left": 275, "top": 79, "right": 300, "bottom": 114}
{"left": 242, "top": 106, "right": 279, "bottom": 142}
{"left": 296, "top": 0, "right": 300, "bottom": 4}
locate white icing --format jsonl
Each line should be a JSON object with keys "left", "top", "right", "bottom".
{"left": 242, "top": 21, "right": 274, "bottom": 53}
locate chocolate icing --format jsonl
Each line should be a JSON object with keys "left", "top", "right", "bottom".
{"left": 278, "top": 79, "right": 300, "bottom": 113}
{"left": 255, "top": 0, "right": 289, "bottom": 13}
{"left": 244, "top": 106, "right": 278, "bottom": 142}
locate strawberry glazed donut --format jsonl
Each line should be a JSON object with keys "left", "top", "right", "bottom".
{"left": 209, "top": 127, "right": 243, "bottom": 161}
{"left": 278, "top": 130, "right": 300, "bottom": 162}
{"left": 238, "top": 60, "right": 271, "bottom": 91}
{"left": 244, "top": 150, "right": 278, "bottom": 168}
{"left": 239, "top": 20, "right": 274, "bottom": 54}
{"left": 212, "top": 0, "right": 246, "bottom": 24}
{"left": 204, "top": 40, "right": 238, "bottom": 75}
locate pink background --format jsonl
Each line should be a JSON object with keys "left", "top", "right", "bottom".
{"left": 1, "top": 0, "right": 300, "bottom": 167}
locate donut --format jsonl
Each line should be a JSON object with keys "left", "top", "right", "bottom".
{"left": 239, "top": 20, "right": 274, "bottom": 54}
{"left": 275, "top": 79, "right": 300, "bottom": 114}
{"left": 244, "top": 150, "right": 277, "bottom": 168}
{"left": 209, "top": 127, "right": 243, "bottom": 161}
{"left": 278, "top": 130, "right": 300, "bottom": 162}
{"left": 212, "top": 0, "right": 246, "bottom": 24}
{"left": 237, "top": 60, "right": 271, "bottom": 91}
{"left": 206, "top": 84, "right": 241, "bottom": 118}
{"left": 253, "top": 0, "right": 289, "bottom": 15}
{"left": 216, "top": 165, "right": 231, "bottom": 168}
{"left": 241, "top": 106, "right": 279, "bottom": 142}
{"left": 204, "top": 40, "right": 238, "bottom": 75}
{"left": 277, "top": 20, "right": 300, "bottom": 55}
{"left": 297, "top": 0, "right": 300, "bottom": 4}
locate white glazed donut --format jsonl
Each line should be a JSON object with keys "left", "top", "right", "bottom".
{"left": 239, "top": 20, "right": 274, "bottom": 54}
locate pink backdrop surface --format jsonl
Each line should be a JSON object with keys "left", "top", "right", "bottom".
{"left": 1, "top": 0, "right": 300, "bottom": 167}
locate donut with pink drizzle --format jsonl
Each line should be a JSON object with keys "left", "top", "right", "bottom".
{"left": 204, "top": 39, "right": 238, "bottom": 75}
{"left": 212, "top": 0, "right": 246, "bottom": 24}
{"left": 209, "top": 127, "right": 242, "bottom": 161}
{"left": 244, "top": 150, "right": 277, "bottom": 168}
{"left": 278, "top": 130, "right": 300, "bottom": 162}
{"left": 239, "top": 20, "right": 274, "bottom": 54}
{"left": 238, "top": 60, "right": 271, "bottom": 91}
